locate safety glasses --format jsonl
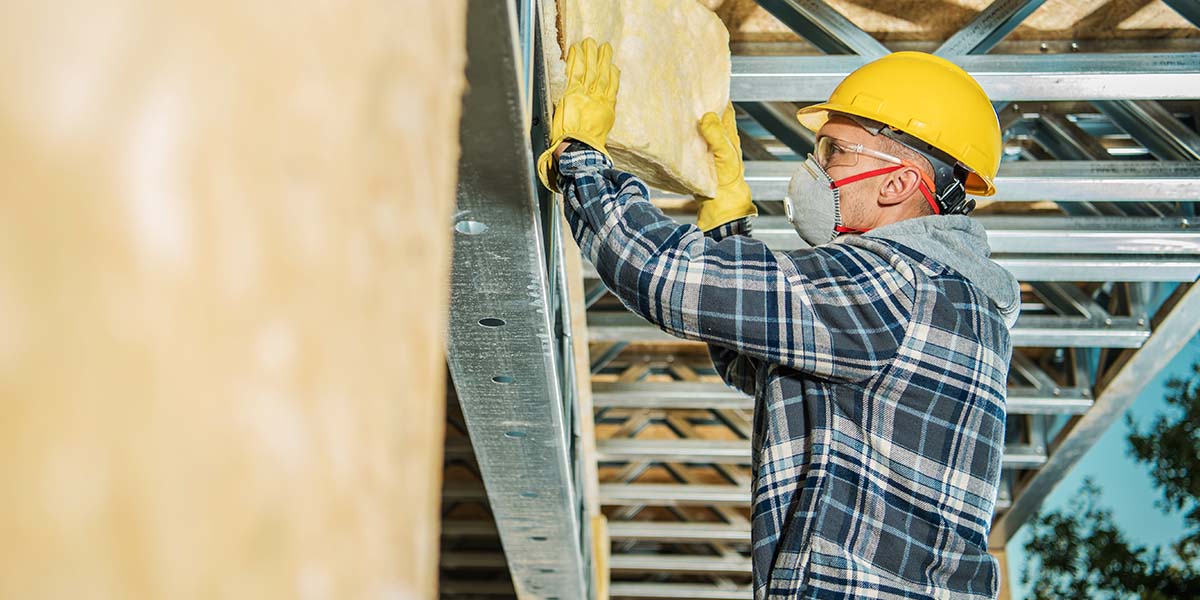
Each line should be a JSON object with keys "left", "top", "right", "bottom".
{"left": 816, "top": 136, "right": 902, "bottom": 168}
{"left": 813, "top": 135, "right": 941, "bottom": 214}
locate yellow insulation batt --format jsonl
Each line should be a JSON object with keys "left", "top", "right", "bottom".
{"left": 541, "top": 0, "right": 732, "bottom": 197}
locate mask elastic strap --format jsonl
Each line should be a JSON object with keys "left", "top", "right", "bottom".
{"left": 832, "top": 164, "right": 943, "bottom": 216}
{"left": 827, "top": 167, "right": 900, "bottom": 235}
{"left": 830, "top": 165, "right": 903, "bottom": 188}
{"left": 917, "top": 181, "right": 941, "bottom": 215}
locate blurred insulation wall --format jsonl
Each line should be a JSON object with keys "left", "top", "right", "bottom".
{"left": 0, "top": 1, "right": 466, "bottom": 598}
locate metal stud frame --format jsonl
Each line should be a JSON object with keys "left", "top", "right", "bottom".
{"left": 442, "top": 1, "right": 1200, "bottom": 598}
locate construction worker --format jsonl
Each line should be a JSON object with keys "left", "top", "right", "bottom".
{"left": 538, "top": 38, "right": 1017, "bottom": 600}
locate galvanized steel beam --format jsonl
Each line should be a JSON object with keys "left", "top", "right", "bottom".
{"left": 1033, "top": 113, "right": 1112, "bottom": 161}
{"left": 611, "top": 553, "right": 753, "bottom": 574}
{"left": 995, "top": 256, "right": 1200, "bottom": 282}
{"left": 1027, "top": 112, "right": 1150, "bottom": 217}
{"left": 742, "top": 160, "right": 1200, "bottom": 202}
{"left": 1003, "top": 314, "right": 1148, "bottom": 347}
{"left": 980, "top": 216, "right": 1200, "bottom": 254}
{"left": 752, "top": 0, "right": 889, "bottom": 57}
{"left": 1005, "top": 386, "right": 1094, "bottom": 415}
{"left": 599, "top": 483, "right": 1013, "bottom": 511}
{"left": 737, "top": 101, "right": 815, "bottom": 156}
{"left": 599, "top": 483, "right": 749, "bottom": 506}
{"left": 598, "top": 439, "right": 751, "bottom": 464}
{"left": 735, "top": 38, "right": 1200, "bottom": 57}
{"left": 586, "top": 311, "right": 1149, "bottom": 348}
{"left": 610, "top": 582, "right": 753, "bottom": 600}
{"left": 745, "top": 0, "right": 879, "bottom": 167}
{"left": 592, "top": 381, "right": 1091, "bottom": 415}
{"left": 746, "top": 215, "right": 1200, "bottom": 255}
{"left": 596, "top": 438, "right": 1046, "bottom": 468}
{"left": 737, "top": 127, "right": 780, "bottom": 161}
{"left": 607, "top": 521, "right": 752, "bottom": 542}
{"left": 731, "top": 53, "right": 1200, "bottom": 101}
{"left": 446, "top": 1, "right": 586, "bottom": 596}
{"left": 590, "top": 341, "right": 629, "bottom": 374}
{"left": 934, "top": 0, "right": 1048, "bottom": 56}
{"left": 1095, "top": 100, "right": 1200, "bottom": 161}
{"left": 593, "top": 382, "right": 753, "bottom": 410}
{"left": 581, "top": 254, "right": 1200, "bottom": 283}
{"left": 1030, "top": 282, "right": 1111, "bottom": 320}
{"left": 1014, "top": 111, "right": 1139, "bottom": 216}
{"left": 1002, "top": 444, "right": 1050, "bottom": 469}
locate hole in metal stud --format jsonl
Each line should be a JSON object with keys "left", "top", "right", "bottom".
{"left": 478, "top": 317, "right": 506, "bottom": 328}
{"left": 539, "top": 568, "right": 556, "bottom": 574}
{"left": 492, "top": 375, "right": 514, "bottom": 384}
{"left": 520, "top": 491, "right": 539, "bottom": 498}
{"left": 530, "top": 536, "right": 548, "bottom": 541}
{"left": 504, "top": 430, "right": 526, "bottom": 439}
{"left": 455, "top": 220, "right": 488, "bottom": 235}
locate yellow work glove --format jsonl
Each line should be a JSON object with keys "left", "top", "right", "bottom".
{"left": 696, "top": 103, "right": 756, "bottom": 231}
{"left": 537, "top": 38, "right": 621, "bottom": 192}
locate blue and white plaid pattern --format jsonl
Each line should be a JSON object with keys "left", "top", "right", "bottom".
{"left": 557, "top": 144, "right": 1009, "bottom": 599}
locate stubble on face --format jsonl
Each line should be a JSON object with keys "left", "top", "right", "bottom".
{"left": 817, "top": 116, "right": 882, "bottom": 231}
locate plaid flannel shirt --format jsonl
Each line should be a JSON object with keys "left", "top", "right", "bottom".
{"left": 557, "top": 143, "right": 1008, "bottom": 599}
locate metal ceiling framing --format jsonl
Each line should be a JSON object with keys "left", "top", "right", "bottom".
{"left": 440, "top": 396, "right": 521, "bottom": 596}
{"left": 741, "top": 160, "right": 1200, "bottom": 202}
{"left": 443, "top": 1, "right": 1200, "bottom": 598}
{"left": 730, "top": 53, "right": 1200, "bottom": 102}
{"left": 933, "top": 0, "right": 1047, "bottom": 58}
{"left": 445, "top": 0, "right": 588, "bottom": 598}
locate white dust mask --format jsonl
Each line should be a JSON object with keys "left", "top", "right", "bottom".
{"left": 783, "top": 155, "right": 849, "bottom": 247}
{"left": 782, "top": 154, "right": 911, "bottom": 246}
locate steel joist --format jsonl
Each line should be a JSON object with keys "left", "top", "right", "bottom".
{"left": 731, "top": 53, "right": 1200, "bottom": 102}
{"left": 445, "top": 1, "right": 587, "bottom": 598}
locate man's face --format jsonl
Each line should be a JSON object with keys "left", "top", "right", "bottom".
{"left": 814, "top": 115, "right": 883, "bottom": 230}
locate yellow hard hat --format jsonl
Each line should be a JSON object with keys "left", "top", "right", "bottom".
{"left": 796, "top": 51, "right": 1002, "bottom": 196}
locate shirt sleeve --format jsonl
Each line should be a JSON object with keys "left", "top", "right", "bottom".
{"left": 702, "top": 220, "right": 759, "bottom": 397}
{"left": 557, "top": 142, "right": 915, "bottom": 383}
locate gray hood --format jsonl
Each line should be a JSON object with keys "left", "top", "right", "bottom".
{"left": 863, "top": 215, "right": 1021, "bottom": 329}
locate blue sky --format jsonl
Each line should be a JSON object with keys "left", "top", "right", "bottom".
{"left": 1005, "top": 330, "right": 1200, "bottom": 598}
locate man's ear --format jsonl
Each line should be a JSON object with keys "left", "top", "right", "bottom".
{"left": 877, "top": 166, "right": 923, "bottom": 208}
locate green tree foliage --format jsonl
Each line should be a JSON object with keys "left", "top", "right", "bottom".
{"left": 1127, "top": 360, "right": 1200, "bottom": 560}
{"left": 1021, "top": 360, "right": 1200, "bottom": 599}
